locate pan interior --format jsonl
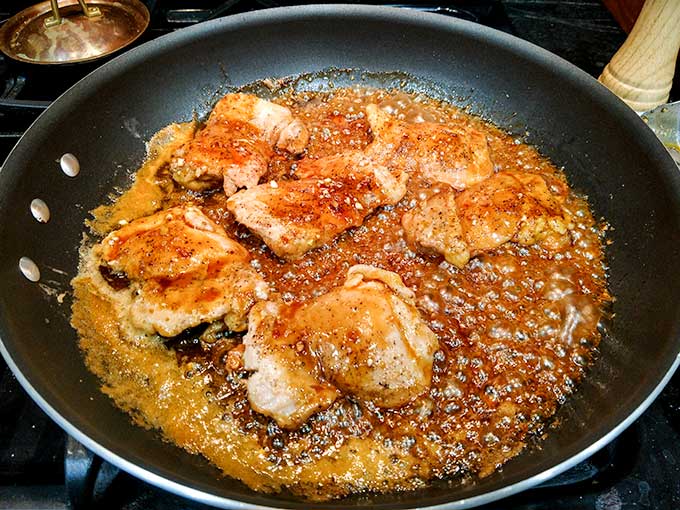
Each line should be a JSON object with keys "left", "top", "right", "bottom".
{"left": 0, "top": 6, "right": 679, "bottom": 509}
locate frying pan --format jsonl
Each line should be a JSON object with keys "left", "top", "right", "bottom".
{"left": 1, "top": 5, "right": 679, "bottom": 509}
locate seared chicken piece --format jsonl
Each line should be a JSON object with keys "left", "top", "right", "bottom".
{"left": 365, "top": 103, "right": 494, "bottom": 190}
{"left": 242, "top": 301, "right": 340, "bottom": 430}
{"left": 100, "top": 206, "right": 268, "bottom": 336}
{"left": 169, "top": 93, "right": 309, "bottom": 196}
{"left": 294, "top": 152, "right": 406, "bottom": 204}
{"left": 242, "top": 265, "right": 439, "bottom": 428}
{"left": 402, "top": 172, "right": 572, "bottom": 268}
{"left": 299, "top": 265, "right": 439, "bottom": 406}
{"left": 209, "top": 93, "right": 309, "bottom": 154}
{"left": 458, "top": 171, "right": 572, "bottom": 252}
{"left": 227, "top": 152, "right": 407, "bottom": 260}
{"left": 401, "top": 189, "right": 471, "bottom": 268}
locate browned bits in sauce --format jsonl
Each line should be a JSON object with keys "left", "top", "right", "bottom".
{"left": 79, "top": 87, "right": 610, "bottom": 499}
{"left": 98, "top": 264, "right": 130, "bottom": 290}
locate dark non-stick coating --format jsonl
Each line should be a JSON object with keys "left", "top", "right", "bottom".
{"left": 1, "top": 5, "right": 679, "bottom": 509}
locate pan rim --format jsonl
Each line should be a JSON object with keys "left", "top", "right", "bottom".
{"left": 1, "top": 4, "right": 679, "bottom": 509}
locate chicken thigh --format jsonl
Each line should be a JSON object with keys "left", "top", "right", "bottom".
{"left": 365, "top": 104, "right": 494, "bottom": 190}
{"left": 299, "top": 265, "right": 440, "bottom": 406}
{"left": 99, "top": 206, "right": 269, "bottom": 336}
{"left": 227, "top": 152, "right": 407, "bottom": 260}
{"left": 401, "top": 189, "right": 471, "bottom": 268}
{"left": 242, "top": 301, "right": 340, "bottom": 430}
{"left": 242, "top": 265, "right": 439, "bottom": 429}
{"left": 458, "top": 171, "right": 572, "bottom": 252}
{"left": 170, "top": 93, "right": 309, "bottom": 196}
{"left": 402, "top": 171, "right": 573, "bottom": 267}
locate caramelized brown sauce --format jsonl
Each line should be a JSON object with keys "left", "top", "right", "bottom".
{"left": 73, "top": 87, "right": 610, "bottom": 500}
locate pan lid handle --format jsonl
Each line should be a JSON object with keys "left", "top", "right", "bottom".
{"left": 45, "top": 0, "right": 101, "bottom": 27}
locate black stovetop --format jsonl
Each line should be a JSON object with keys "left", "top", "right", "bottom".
{"left": 1, "top": 1, "right": 679, "bottom": 509}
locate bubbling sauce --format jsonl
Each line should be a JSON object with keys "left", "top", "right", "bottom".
{"left": 72, "top": 86, "right": 610, "bottom": 501}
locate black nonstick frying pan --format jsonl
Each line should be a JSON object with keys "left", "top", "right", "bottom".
{"left": 1, "top": 5, "right": 679, "bottom": 509}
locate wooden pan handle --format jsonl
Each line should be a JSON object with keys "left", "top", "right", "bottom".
{"left": 598, "top": 0, "right": 680, "bottom": 112}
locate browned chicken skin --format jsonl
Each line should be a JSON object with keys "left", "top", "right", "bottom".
{"left": 242, "top": 265, "right": 439, "bottom": 429}
{"left": 226, "top": 151, "right": 408, "bottom": 260}
{"left": 169, "top": 93, "right": 309, "bottom": 196}
{"left": 365, "top": 104, "right": 494, "bottom": 190}
{"left": 402, "top": 171, "right": 573, "bottom": 268}
{"left": 99, "top": 206, "right": 269, "bottom": 336}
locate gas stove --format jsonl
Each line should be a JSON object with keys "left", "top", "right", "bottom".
{"left": 1, "top": 1, "right": 679, "bottom": 509}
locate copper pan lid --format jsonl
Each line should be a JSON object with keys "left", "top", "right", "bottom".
{"left": 0, "top": 0, "right": 150, "bottom": 65}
